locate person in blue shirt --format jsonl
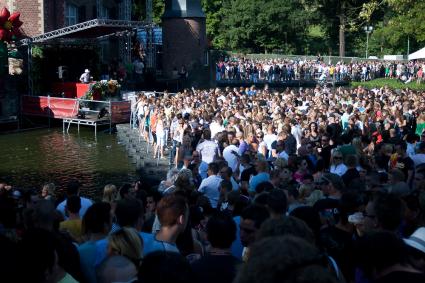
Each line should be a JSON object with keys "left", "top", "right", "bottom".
{"left": 249, "top": 160, "right": 270, "bottom": 193}
{"left": 147, "top": 194, "right": 189, "bottom": 255}
{"left": 94, "top": 198, "right": 154, "bottom": 267}
{"left": 78, "top": 202, "right": 112, "bottom": 283}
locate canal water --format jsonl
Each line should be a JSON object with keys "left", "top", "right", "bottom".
{"left": 0, "top": 127, "right": 138, "bottom": 199}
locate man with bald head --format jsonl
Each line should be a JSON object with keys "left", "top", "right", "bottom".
{"left": 97, "top": 255, "right": 138, "bottom": 283}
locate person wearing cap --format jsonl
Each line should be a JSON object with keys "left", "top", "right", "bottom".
{"left": 80, "top": 68, "right": 92, "bottom": 84}
{"left": 313, "top": 173, "right": 344, "bottom": 225}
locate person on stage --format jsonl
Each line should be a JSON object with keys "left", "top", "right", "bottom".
{"left": 80, "top": 69, "right": 92, "bottom": 84}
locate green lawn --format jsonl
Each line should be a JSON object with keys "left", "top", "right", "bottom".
{"left": 351, "top": 78, "right": 425, "bottom": 91}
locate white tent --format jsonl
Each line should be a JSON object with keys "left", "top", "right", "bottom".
{"left": 409, "top": 47, "right": 425, "bottom": 60}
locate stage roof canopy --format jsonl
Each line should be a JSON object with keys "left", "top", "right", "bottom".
{"left": 20, "top": 19, "right": 149, "bottom": 45}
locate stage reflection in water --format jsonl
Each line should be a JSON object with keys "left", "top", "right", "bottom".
{"left": 0, "top": 128, "right": 137, "bottom": 199}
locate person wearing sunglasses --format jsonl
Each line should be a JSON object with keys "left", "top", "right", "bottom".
{"left": 330, "top": 150, "right": 347, "bottom": 176}
{"left": 313, "top": 173, "right": 344, "bottom": 227}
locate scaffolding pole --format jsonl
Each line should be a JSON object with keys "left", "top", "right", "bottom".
{"left": 27, "top": 43, "right": 33, "bottom": 96}
{"left": 97, "top": 0, "right": 102, "bottom": 18}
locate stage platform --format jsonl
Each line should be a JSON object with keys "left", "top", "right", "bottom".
{"left": 22, "top": 95, "right": 131, "bottom": 135}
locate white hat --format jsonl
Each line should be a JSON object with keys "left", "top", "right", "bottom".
{"left": 85, "top": 69, "right": 90, "bottom": 73}
{"left": 404, "top": 227, "right": 425, "bottom": 254}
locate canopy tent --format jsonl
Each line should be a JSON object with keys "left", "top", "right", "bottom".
{"left": 408, "top": 47, "right": 425, "bottom": 60}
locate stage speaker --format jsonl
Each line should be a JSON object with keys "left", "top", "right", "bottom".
{"left": 58, "top": 66, "right": 68, "bottom": 79}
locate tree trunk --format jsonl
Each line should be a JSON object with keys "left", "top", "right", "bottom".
{"left": 339, "top": 14, "right": 346, "bottom": 57}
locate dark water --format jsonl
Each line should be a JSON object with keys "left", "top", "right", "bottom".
{"left": 0, "top": 127, "right": 137, "bottom": 199}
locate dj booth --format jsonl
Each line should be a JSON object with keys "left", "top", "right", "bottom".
{"left": 51, "top": 82, "right": 91, "bottom": 98}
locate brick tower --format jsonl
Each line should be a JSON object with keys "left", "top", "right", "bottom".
{"left": 162, "top": 0, "right": 206, "bottom": 79}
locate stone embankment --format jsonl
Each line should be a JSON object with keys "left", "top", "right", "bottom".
{"left": 116, "top": 124, "right": 169, "bottom": 186}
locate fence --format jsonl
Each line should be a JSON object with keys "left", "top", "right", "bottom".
{"left": 212, "top": 50, "right": 408, "bottom": 64}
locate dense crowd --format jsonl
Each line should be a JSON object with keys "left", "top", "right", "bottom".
{"left": 216, "top": 57, "right": 425, "bottom": 83}
{"left": 2, "top": 84, "right": 425, "bottom": 283}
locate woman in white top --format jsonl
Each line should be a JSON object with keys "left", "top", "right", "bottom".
{"left": 154, "top": 114, "right": 166, "bottom": 159}
{"left": 330, "top": 150, "right": 348, "bottom": 176}
{"left": 256, "top": 132, "right": 267, "bottom": 158}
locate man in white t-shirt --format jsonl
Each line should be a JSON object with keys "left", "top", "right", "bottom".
{"left": 210, "top": 117, "right": 225, "bottom": 139}
{"left": 196, "top": 129, "right": 219, "bottom": 164}
{"left": 223, "top": 140, "right": 240, "bottom": 173}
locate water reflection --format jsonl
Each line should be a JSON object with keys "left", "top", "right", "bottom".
{"left": 0, "top": 128, "right": 137, "bottom": 199}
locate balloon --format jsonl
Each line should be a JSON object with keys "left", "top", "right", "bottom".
{"left": 9, "top": 12, "right": 20, "bottom": 23}
{"left": 0, "top": 8, "right": 23, "bottom": 42}
{"left": 0, "top": 7, "right": 10, "bottom": 25}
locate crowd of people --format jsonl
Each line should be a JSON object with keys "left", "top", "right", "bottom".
{"left": 216, "top": 57, "right": 425, "bottom": 83}
{"left": 2, "top": 83, "right": 425, "bottom": 283}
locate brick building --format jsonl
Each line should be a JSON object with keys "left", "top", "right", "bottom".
{"left": 162, "top": 0, "right": 207, "bottom": 78}
{"left": 0, "top": 0, "right": 121, "bottom": 37}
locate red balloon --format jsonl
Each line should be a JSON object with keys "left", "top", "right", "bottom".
{"left": 9, "top": 12, "right": 20, "bottom": 24}
{"left": 0, "top": 7, "right": 10, "bottom": 25}
{"left": 0, "top": 8, "right": 23, "bottom": 42}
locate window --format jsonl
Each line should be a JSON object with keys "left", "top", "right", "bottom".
{"left": 65, "top": 4, "right": 78, "bottom": 26}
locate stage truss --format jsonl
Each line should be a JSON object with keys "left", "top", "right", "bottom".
{"left": 20, "top": 19, "right": 149, "bottom": 45}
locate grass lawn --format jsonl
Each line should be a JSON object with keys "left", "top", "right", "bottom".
{"left": 351, "top": 78, "right": 425, "bottom": 91}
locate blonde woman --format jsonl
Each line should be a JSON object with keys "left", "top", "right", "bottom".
{"left": 154, "top": 114, "right": 166, "bottom": 159}
{"left": 41, "top": 182, "right": 56, "bottom": 201}
{"left": 330, "top": 150, "right": 347, "bottom": 176}
{"left": 102, "top": 184, "right": 117, "bottom": 204}
{"left": 108, "top": 227, "right": 143, "bottom": 267}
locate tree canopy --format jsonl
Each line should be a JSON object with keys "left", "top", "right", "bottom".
{"left": 133, "top": 0, "right": 425, "bottom": 57}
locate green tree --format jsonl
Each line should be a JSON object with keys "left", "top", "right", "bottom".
{"left": 218, "top": 0, "right": 315, "bottom": 53}
{"left": 353, "top": 0, "right": 424, "bottom": 56}
{"left": 311, "top": 0, "right": 371, "bottom": 57}
{"left": 132, "top": 0, "right": 164, "bottom": 24}
{"left": 201, "top": 0, "right": 227, "bottom": 48}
